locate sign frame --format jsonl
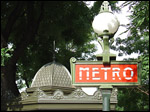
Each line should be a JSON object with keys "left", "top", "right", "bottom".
{"left": 70, "top": 57, "right": 141, "bottom": 87}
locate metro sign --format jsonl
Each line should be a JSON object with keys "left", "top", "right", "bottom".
{"left": 76, "top": 64, "right": 137, "bottom": 82}
{"left": 70, "top": 58, "right": 141, "bottom": 87}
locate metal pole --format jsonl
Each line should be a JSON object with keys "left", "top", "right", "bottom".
{"left": 101, "top": 89, "right": 112, "bottom": 111}
{"left": 102, "top": 34, "right": 110, "bottom": 64}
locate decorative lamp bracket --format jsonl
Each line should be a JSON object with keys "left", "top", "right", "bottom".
{"left": 96, "top": 31, "right": 116, "bottom": 64}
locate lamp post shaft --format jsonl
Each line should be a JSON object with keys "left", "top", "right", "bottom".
{"left": 101, "top": 89, "right": 112, "bottom": 111}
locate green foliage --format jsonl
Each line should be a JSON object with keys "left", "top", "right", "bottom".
{"left": 116, "top": 55, "right": 149, "bottom": 111}
{"left": 140, "top": 55, "right": 149, "bottom": 81}
{"left": 1, "top": 46, "right": 13, "bottom": 66}
{"left": 1, "top": 1, "right": 121, "bottom": 110}
{"left": 7, "top": 1, "right": 97, "bottom": 88}
{"left": 112, "top": 1, "right": 149, "bottom": 55}
{"left": 113, "top": 1, "right": 149, "bottom": 111}
{"left": 1, "top": 1, "right": 120, "bottom": 88}
{"left": 116, "top": 87, "right": 149, "bottom": 111}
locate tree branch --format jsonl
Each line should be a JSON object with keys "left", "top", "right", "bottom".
{"left": 136, "top": 86, "right": 149, "bottom": 96}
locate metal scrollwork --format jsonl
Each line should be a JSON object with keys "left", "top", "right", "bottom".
{"left": 72, "top": 88, "right": 87, "bottom": 98}
{"left": 53, "top": 90, "right": 64, "bottom": 100}
{"left": 93, "top": 90, "right": 102, "bottom": 100}
{"left": 111, "top": 88, "right": 118, "bottom": 97}
{"left": 70, "top": 57, "right": 76, "bottom": 63}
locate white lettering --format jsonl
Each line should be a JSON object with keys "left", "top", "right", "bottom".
{"left": 123, "top": 67, "right": 134, "bottom": 80}
{"left": 79, "top": 67, "right": 89, "bottom": 80}
{"left": 87, "top": 71, "right": 89, "bottom": 80}
{"left": 101, "top": 68, "right": 111, "bottom": 80}
{"left": 92, "top": 68, "right": 100, "bottom": 80}
{"left": 112, "top": 67, "right": 121, "bottom": 80}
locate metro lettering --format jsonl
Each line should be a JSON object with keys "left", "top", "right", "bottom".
{"left": 75, "top": 64, "right": 137, "bottom": 83}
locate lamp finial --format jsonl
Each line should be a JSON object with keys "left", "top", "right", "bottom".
{"left": 100, "top": 1, "right": 110, "bottom": 13}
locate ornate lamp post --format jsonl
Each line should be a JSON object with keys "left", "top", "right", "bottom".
{"left": 70, "top": 2, "right": 140, "bottom": 110}
{"left": 92, "top": 1, "right": 120, "bottom": 111}
{"left": 92, "top": 1, "right": 120, "bottom": 64}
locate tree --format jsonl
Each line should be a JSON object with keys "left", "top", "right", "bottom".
{"left": 1, "top": 1, "right": 45, "bottom": 97}
{"left": 112, "top": 1, "right": 149, "bottom": 111}
{"left": 14, "top": 1, "right": 96, "bottom": 89}
{"left": 14, "top": 1, "right": 120, "bottom": 91}
{"left": 1, "top": 1, "right": 96, "bottom": 110}
{"left": 1, "top": 1, "right": 120, "bottom": 110}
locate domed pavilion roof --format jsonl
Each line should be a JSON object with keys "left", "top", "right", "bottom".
{"left": 31, "top": 62, "right": 72, "bottom": 88}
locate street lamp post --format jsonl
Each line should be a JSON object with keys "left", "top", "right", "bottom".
{"left": 70, "top": 2, "right": 140, "bottom": 110}
{"left": 92, "top": 1, "right": 120, "bottom": 111}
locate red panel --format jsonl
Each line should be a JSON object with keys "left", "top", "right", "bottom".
{"left": 75, "top": 64, "right": 138, "bottom": 83}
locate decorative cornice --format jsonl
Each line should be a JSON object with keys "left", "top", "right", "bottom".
{"left": 20, "top": 87, "right": 118, "bottom": 104}
{"left": 21, "top": 91, "right": 28, "bottom": 100}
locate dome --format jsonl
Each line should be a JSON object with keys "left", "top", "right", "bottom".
{"left": 31, "top": 62, "right": 72, "bottom": 88}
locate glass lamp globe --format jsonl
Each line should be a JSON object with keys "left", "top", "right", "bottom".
{"left": 92, "top": 12, "right": 120, "bottom": 36}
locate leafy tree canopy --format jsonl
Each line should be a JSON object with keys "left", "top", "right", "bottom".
{"left": 112, "top": 1, "right": 149, "bottom": 111}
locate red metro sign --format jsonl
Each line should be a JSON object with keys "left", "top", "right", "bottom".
{"left": 76, "top": 64, "right": 137, "bottom": 83}
{"left": 70, "top": 59, "right": 141, "bottom": 87}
